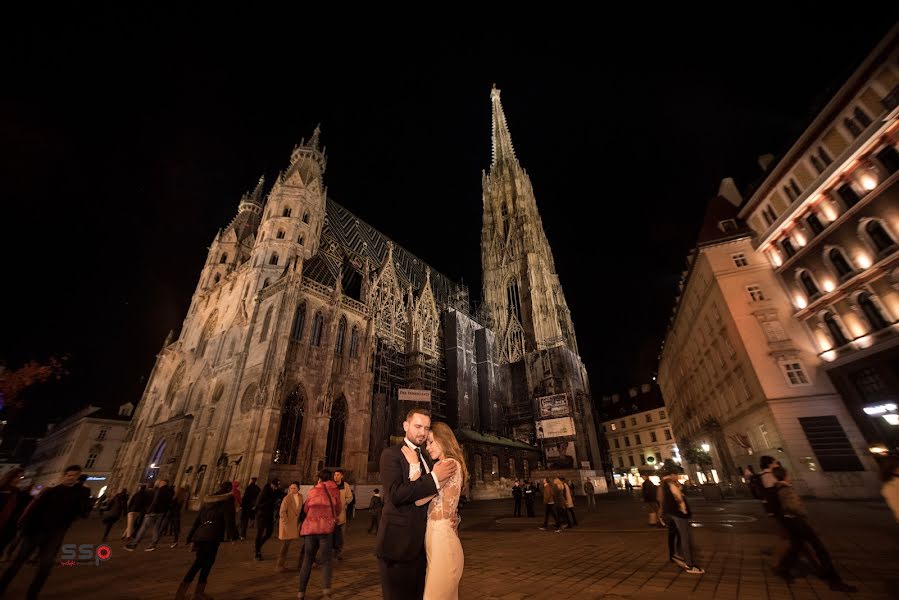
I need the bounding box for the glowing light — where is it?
[869,446,889,454]
[863,403,898,416]
[701,443,710,452]
[855,253,872,269]
[771,250,783,267]
[821,350,836,362]
[859,171,878,191]
[884,414,899,426]
[150,463,157,469]
[794,294,807,309]
[795,231,807,247]
[822,279,835,292]
[854,334,873,349]
[821,202,838,222]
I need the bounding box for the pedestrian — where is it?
[240,476,260,539]
[175,481,238,600]
[123,484,150,540]
[561,477,577,527]
[367,488,383,534]
[165,486,189,548]
[126,478,174,551]
[880,456,899,523]
[254,478,280,560]
[76,474,93,518]
[512,479,523,517]
[0,468,27,555]
[0,465,88,600]
[641,474,664,527]
[332,469,353,561]
[297,469,341,600]
[537,478,561,532]
[100,488,129,542]
[771,467,857,591]
[523,480,536,517]
[276,481,304,572]
[583,479,596,512]
[553,478,572,528]
[625,479,634,495]
[759,455,790,562]
[659,465,704,574]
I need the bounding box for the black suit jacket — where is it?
[375,444,438,562]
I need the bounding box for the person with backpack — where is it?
[175,481,238,600]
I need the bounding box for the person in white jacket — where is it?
[881,457,899,523]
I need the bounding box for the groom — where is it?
[376,408,457,600]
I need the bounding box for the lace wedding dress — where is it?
[423,458,464,600]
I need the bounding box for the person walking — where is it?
[275,481,304,572]
[123,484,150,540]
[538,478,561,532]
[366,488,383,534]
[100,488,129,542]
[165,485,189,548]
[240,476,260,539]
[641,474,664,527]
[583,480,596,512]
[562,478,577,527]
[552,478,571,528]
[659,466,704,574]
[771,467,857,592]
[254,478,280,560]
[0,465,87,600]
[297,469,342,600]
[174,481,238,600]
[332,469,353,561]
[126,478,174,551]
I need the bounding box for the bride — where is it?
[401,421,467,600]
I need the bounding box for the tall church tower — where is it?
[481,86,579,362]
[480,86,600,471]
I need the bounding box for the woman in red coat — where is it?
[297,469,342,600]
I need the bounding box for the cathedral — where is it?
[109,87,601,503]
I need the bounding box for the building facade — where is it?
[658,181,879,497]
[598,384,679,489]
[24,404,133,497]
[739,26,899,456]
[109,88,596,505]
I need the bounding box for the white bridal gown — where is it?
[424,458,464,600]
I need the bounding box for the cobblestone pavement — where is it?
[1,493,896,599]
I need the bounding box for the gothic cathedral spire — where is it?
[481,86,579,362]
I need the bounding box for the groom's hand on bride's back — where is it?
[434,460,457,485]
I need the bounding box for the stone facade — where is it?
[109,89,592,505]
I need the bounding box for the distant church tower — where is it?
[480,86,600,470]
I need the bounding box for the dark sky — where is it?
[3,7,897,435]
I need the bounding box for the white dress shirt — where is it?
[404,438,440,489]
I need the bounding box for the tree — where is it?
[0,356,69,413]
[683,445,714,482]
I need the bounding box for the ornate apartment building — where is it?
[658,180,879,498]
[740,26,899,456]
[108,88,600,504]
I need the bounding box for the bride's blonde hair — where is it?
[430,422,469,495]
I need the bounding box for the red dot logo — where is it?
[96,545,111,561]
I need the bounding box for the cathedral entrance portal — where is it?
[143,439,166,484]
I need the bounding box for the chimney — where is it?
[718,177,743,207]
[758,154,775,172]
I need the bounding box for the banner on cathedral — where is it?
[398,388,431,403]
[545,441,576,469]
[537,393,570,419]
[536,417,575,439]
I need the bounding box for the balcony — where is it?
[818,321,899,366]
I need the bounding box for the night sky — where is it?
[3,7,897,437]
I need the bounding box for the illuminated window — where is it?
[610,423,617,431]
[759,424,771,448]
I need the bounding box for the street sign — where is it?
[398,388,431,402]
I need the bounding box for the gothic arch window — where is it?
[165,362,185,407]
[826,247,855,280]
[335,316,347,355]
[861,219,897,256]
[262,278,271,289]
[291,302,306,340]
[857,292,891,331]
[219,252,228,264]
[276,230,285,239]
[197,310,218,357]
[798,270,821,299]
[349,326,360,358]
[325,396,348,467]
[302,212,310,224]
[507,277,522,322]
[298,235,305,246]
[491,455,500,479]
[282,207,292,217]
[274,386,305,465]
[311,311,324,347]
[823,311,849,347]
[239,383,258,414]
[474,455,483,481]
[188,387,204,414]
[260,306,274,342]
[210,383,225,405]
[508,457,516,479]
[499,202,509,236]
[213,273,221,284]
[269,253,279,266]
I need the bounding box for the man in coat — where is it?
[375,408,456,600]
